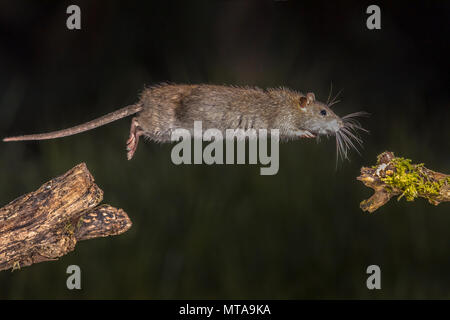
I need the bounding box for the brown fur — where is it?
[136,84,340,142]
[3,83,345,159]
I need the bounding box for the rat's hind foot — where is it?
[126,117,144,160]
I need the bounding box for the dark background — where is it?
[0,0,449,299]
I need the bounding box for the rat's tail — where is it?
[3,104,143,142]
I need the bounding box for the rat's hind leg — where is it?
[126,117,144,160]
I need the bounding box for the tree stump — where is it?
[357,151,450,213]
[0,163,132,271]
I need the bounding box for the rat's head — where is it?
[296,92,343,136]
[285,91,369,161]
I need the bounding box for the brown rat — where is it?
[3,83,367,160]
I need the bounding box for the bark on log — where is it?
[0,163,132,271]
[357,151,450,213]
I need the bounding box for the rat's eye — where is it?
[320,110,327,116]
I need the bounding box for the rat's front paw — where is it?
[294,130,316,138]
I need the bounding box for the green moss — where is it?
[381,157,447,202]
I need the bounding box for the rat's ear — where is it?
[299,96,307,109]
[306,92,315,105]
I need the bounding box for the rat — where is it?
[3,83,367,161]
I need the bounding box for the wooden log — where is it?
[0,163,132,271]
[357,151,450,213]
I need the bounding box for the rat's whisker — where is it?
[339,130,359,153]
[344,119,363,129]
[341,125,361,144]
[327,99,341,108]
[342,111,370,119]
[335,135,339,164]
[335,131,349,162]
[342,112,370,134]
[326,82,333,106]
[329,88,343,107]
[334,110,369,162]
[340,127,364,146]
[343,116,361,123]
[335,125,363,160]
[341,137,349,160]
[339,134,348,160]
[336,133,347,165]
[346,124,369,135]
[335,134,341,162]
